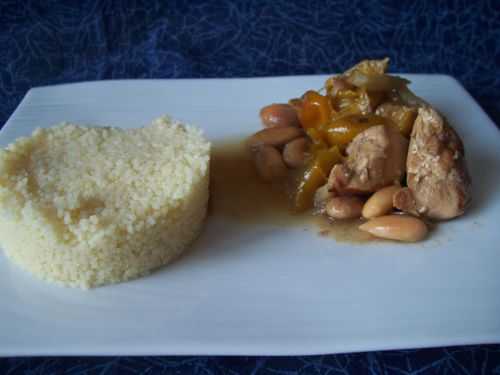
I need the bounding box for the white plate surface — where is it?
[1,76,499,356]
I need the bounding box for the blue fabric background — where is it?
[1,0,499,373]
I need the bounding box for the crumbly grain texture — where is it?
[0,117,210,288]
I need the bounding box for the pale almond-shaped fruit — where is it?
[283,137,309,168]
[358,215,428,242]
[260,103,300,128]
[326,196,364,219]
[362,185,402,218]
[253,145,288,182]
[247,127,303,149]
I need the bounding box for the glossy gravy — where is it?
[210,137,375,243]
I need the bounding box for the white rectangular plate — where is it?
[1,76,499,356]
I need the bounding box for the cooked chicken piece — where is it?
[393,107,471,220]
[328,125,409,195]
[389,86,429,108]
[392,188,419,216]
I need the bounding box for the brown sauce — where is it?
[209,137,374,243]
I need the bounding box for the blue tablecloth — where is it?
[1,0,499,373]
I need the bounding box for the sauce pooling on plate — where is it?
[210,138,375,243]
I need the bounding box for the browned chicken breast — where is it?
[393,107,471,220]
[328,125,409,195]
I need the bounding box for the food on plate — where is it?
[393,107,472,220]
[260,103,301,128]
[358,215,428,242]
[246,126,306,183]
[248,58,472,242]
[375,102,417,137]
[0,117,210,288]
[283,137,309,168]
[327,124,408,195]
[325,196,364,220]
[247,126,303,149]
[292,145,342,211]
[362,185,402,219]
[252,145,288,182]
